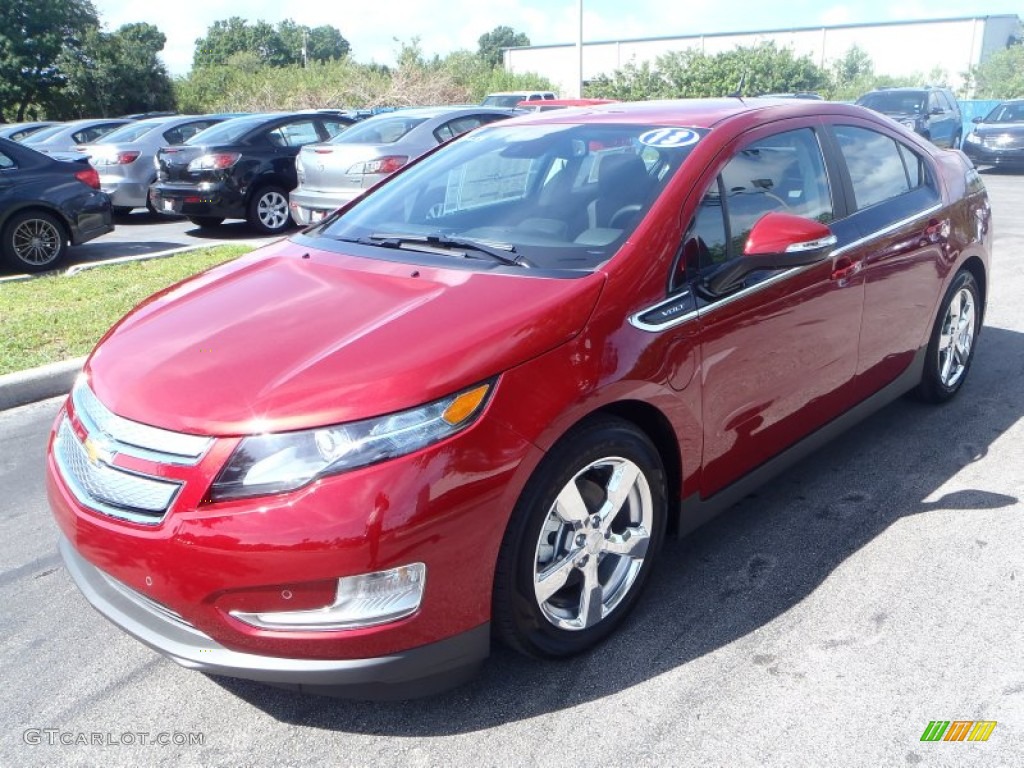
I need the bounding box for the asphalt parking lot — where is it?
[55,211,281,275]
[1,170,1022,767]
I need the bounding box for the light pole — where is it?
[575,0,583,98]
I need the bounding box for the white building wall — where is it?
[506,16,1021,97]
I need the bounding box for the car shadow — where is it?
[211,325,1024,734]
[184,222,298,240]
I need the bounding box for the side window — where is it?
[720,128,833,258]
[271,120,320,147]
[928,93,942,113]
[834,125,914,209]
[680,178,729,283]
[321,120,349,139]
[0,151,15,170]
[433,116,484,143]
[164,121,212,145]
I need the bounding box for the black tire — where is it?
[1,209,68,273]
[493,416,667,658]
[246,185,292,235]
[951,131,962,150]
[915,269,981,403]
[187,216,224,228]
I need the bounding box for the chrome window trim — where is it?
[631,202,945,333]
[73,382,212,466]
[53,417,181,526]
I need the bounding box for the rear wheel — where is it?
[493,417,667,658]
[187,216,224,228]
[2,210,68,272]
[247,186,291,235]
[915,269,980,403]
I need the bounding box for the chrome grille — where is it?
[982,134,1024,149]
[73,382,212,465]
[54,417,182,525]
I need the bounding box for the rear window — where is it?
[857,91,926,115]
[330,116,429,144]
[985,103,1024,123]
[97,121,162,143]
[186,116,269,145]
[22,125,64,144]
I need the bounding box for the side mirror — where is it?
[931,106,944,116]
[707,212,836,295]
[972,116,983,124]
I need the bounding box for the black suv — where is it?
[151,112,354,234]
[855,86,963,149]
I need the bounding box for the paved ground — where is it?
[1,171,1022,767]
[61,210,283,272]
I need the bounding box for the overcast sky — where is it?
[90,0,1022,76]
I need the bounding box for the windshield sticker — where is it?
[638,128,700,148]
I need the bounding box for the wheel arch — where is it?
[244,172,292,205]
[0,203,72,243]
[960,254,987,326]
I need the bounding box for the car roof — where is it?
[368,106,514,119]
[501,98,868,129]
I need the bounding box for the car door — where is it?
[265,118,324,186]
[926,92,955,147]
[825,120,947,399]
[684,122,865,496]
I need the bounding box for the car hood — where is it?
[85,239,605,435]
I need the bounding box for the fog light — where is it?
[229,563,426,631]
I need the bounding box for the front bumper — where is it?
[288,187,364,225]
[962,142,1024,167]
[59,535,489,699]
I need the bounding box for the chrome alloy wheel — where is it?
[256,191,289,230]
[13,217,62,266]
[938,285,975,388]
[532,457,653,631]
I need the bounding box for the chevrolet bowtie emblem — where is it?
[84,437,102,465]
[83,436,113,466]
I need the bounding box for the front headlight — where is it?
[900,119,918,129]
[964,133,981,144]
[209,382,492,501]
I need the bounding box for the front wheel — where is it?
[247,186,292,235]
[493,416,667,658]
[915,269,980,403]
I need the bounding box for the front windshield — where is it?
[330,116,429,144]
[984,102,1024,123]
[97,120,163,143]
[22,125,64,144]
[316,122,706,272]
[186,115,268,145]
[857,91,926,115]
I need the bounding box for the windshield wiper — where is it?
[367,232,524,267]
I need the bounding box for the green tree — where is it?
[193,18,348,70]
[53,23,175,117]
[587,42,828,100]
[967,44,1024,99]
[0,0,99,121]
[477,26,530,68]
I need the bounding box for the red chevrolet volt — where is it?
[46,99,991,698]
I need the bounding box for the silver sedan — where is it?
[78,114,241,214]
[289,106,515,225]
[20,118,132,155]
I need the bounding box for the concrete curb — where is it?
[0,357,85,411]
